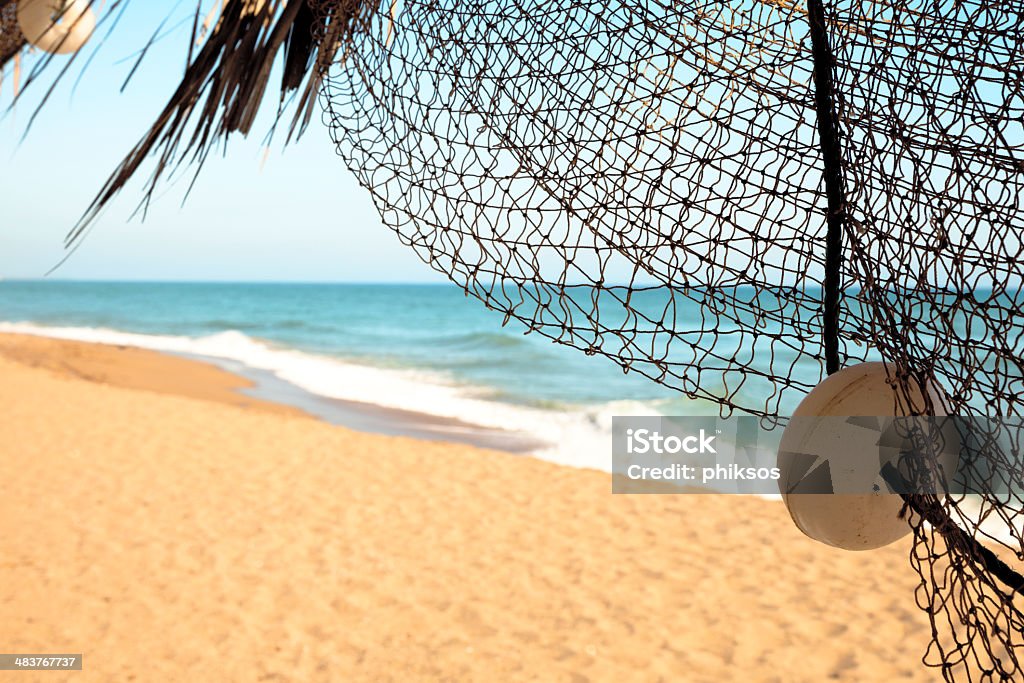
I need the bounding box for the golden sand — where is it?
[0,334,935,681]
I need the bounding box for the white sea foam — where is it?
[0,322,664,471]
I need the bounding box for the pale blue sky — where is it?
[0,3,443,282]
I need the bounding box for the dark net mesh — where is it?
[829,0,1024,678]
[322,0,865,419]
[317,0,1024,679]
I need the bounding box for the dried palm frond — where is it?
[1,0,375,241]
[70,0,375,240]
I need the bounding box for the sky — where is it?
[0,3,444,283]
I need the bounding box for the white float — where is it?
[17,0,96,55]
[778,361,955,551]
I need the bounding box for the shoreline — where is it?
[0,319,650,472]
[206,357,546,454]
[0,332,544,455]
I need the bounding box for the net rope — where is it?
[317,0,1024,679]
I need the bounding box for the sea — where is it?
[0,280,825,470]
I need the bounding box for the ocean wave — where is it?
[430,331,531,350]
[0,322,668,472]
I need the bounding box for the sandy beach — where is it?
[0,332,935,681]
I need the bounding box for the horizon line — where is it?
[0,278,1008,293]
[0,277,456,286]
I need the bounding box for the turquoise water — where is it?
[0,280,705,407]
[0,280,833,467]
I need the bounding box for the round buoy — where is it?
[17,0,96,55]
[778,362,956,551]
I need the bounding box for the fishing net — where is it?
[322,0,838,419]
[317,0,1024,679]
